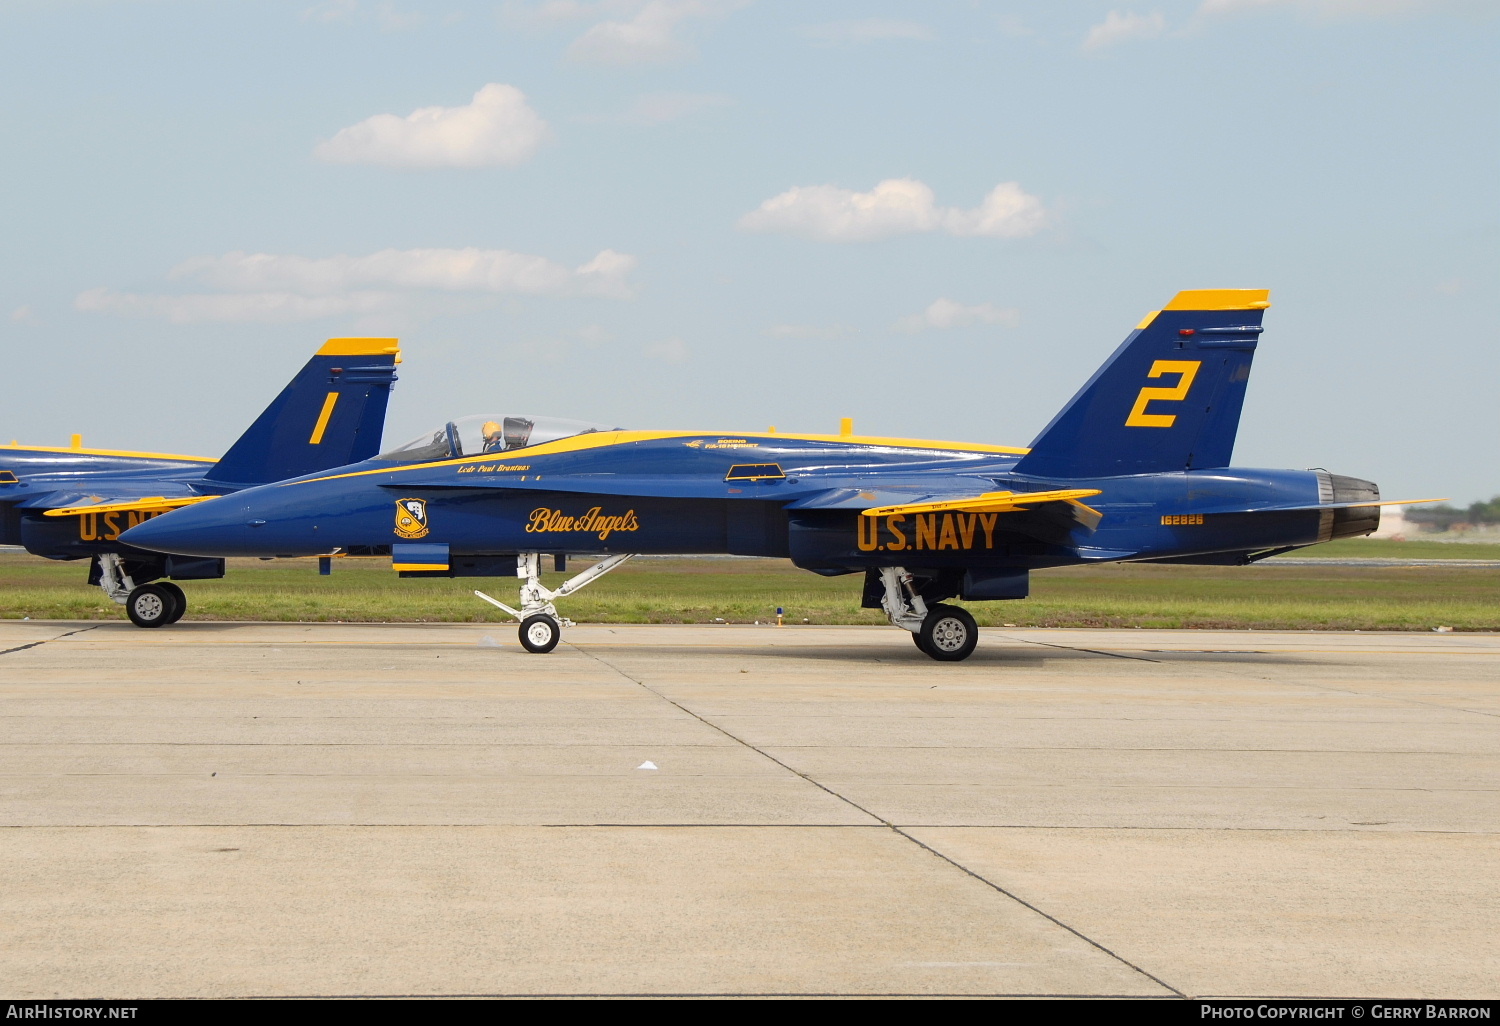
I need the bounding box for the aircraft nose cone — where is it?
[121,499,256,556]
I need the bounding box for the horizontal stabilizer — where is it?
[44,495,219,518]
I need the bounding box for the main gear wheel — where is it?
[918,603,978,662]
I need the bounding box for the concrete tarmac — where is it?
[0,620,1495,998]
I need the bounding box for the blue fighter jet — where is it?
[1,338,399,627]
[121,291,1420,660]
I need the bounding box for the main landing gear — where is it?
[96,554,187,628]
[475,553,636,653]
[876,566,979,662]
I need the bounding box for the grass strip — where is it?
[1,549,1494,632]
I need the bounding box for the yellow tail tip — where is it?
[317,337,400,357]
[1163,289,1271,311]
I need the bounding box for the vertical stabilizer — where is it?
[204,338,399,488]
[1014,290,1268,479]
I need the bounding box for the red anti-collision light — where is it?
[1178,329,1196,337]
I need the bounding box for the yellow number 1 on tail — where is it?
[1125,360,1201,428]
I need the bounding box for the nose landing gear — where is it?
[475,553,636,653]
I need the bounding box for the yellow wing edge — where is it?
[44,495,220,518]
[862,489,1103,518]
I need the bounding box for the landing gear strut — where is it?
[877,566,979,662]
[475,553,636,653]
[96,553,187,628]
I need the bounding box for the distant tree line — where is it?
[1405,496,1500,529]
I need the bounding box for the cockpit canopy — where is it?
[376,415,623,463]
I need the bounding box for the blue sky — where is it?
[1,0,1495,501]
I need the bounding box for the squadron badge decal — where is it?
[394,498,430,539]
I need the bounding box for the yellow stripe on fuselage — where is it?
[291,430,1031,487]
[0,443,216,463]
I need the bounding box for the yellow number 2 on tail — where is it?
[1125,360,1201,428]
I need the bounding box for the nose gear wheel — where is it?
[519,614,561,653]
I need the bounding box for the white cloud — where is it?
[571,250,638,298]
[740,179,939,243]
[566,0,746,66]
[9,305,40,325]
[895,299,1020,333]
[738,179,1046,243]
[314,84,549,168]
[941,182,1048,238]
[644,337,689,363]
[1082,11,1167,50]
[77,246,637,324]
[619,91,731,125]
[800,19,935,44]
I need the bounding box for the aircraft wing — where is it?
[41,495,219,517]
[860,488,1105,530]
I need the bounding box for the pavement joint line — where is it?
[0,624,100,657]
[571,640,1187,1000]
[997,635,1162,663]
